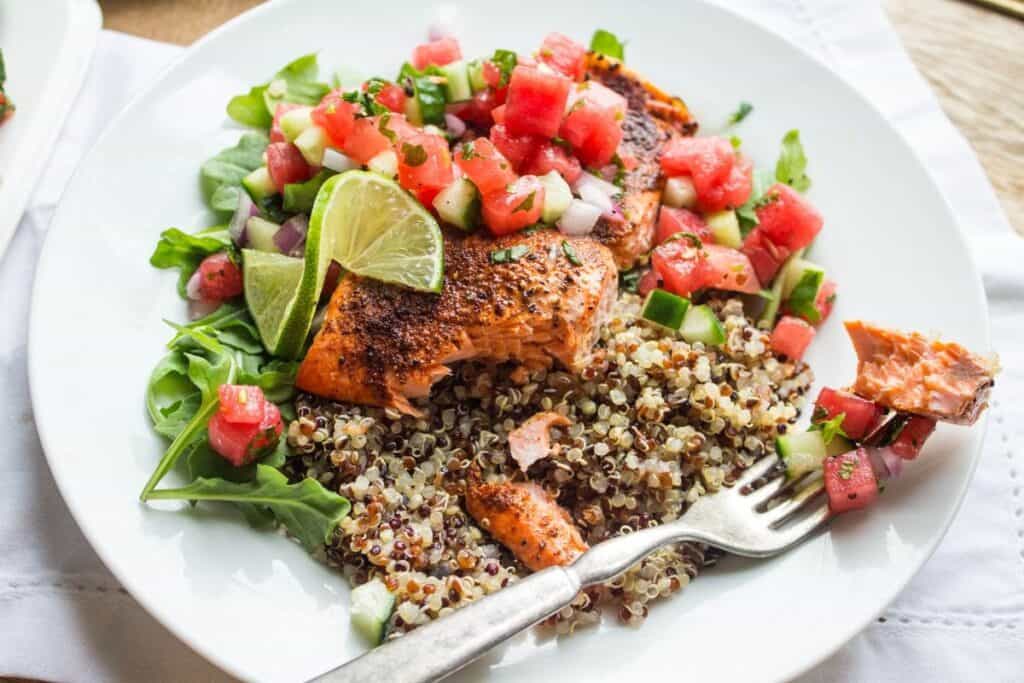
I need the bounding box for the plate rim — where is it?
[28,1,992,681]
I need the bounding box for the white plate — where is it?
[0,0,100,259]
[29,1,990,681]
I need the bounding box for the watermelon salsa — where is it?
[144,29,993,537]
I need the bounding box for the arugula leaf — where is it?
[283,169,335,213]
[786,269,823,324]
[736,168,776,234]
[490,49,518,87]
[167,302,265,355]
[810,412,848,445]
[227,54,330,128]
[775,129,811,192]
[226,86,271,128]
[146,352,201,439]
[200,132,268,215]
[590,29,626,61]
[728,101,754,126]
[148,465,351,551]
[150,227,233,298]
[140,351,235,500]
[397,63,447,125]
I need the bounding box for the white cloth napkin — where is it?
[2,3,1021,679]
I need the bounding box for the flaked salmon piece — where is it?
[508,412,571,472]
[585,53,697,269]
[845,320,999,425]
[465,479,588,571]
[295,230,618,415]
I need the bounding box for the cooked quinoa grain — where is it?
[283,294,813,635]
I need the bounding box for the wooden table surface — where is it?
[98,0,1023,234]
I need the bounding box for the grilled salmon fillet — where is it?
[466,479,588,571]
[295,230,618,415]
[585,53,697,269]
[845,320,999,425]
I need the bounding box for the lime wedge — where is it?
[311,171,444,293]
[242,249,312,359]
[243,171,444,359]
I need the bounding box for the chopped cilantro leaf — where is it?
[401,142,428,167]
[810,412,848,445]
[776,129,811,192]
[491,49,518,87]
[590,29,626,61]
[619,268,642,293]
[728,101,754,125]
[561,240,582,266]
[490,245,531,264]
[786,269,824,324]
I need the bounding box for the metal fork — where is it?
[314,455,830,683]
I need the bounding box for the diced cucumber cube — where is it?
[539,171,573,223]
[467,59,487,93]
[294,125,327,166]
[350,579,395,646]
[245,216,281,253]
[367,150,398,179]
[706,210,742,248]
[758,248,806,329]
[439,60,472,103]
[781,257,825,300]
[242,166,277,202]
[663,176,697,209]
[680,304,725,345]
[433,178,481,231]
[404,97,423,126]
[642,289,690,331]
[279,105,313,142]
[777,430,827,479]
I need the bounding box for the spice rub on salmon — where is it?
[585,52,697,269]
[466,478,588,571]
[845,320,999,426]
[295,230,618,415]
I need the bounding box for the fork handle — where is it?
[316,565,580,683]
[313,523,702,683]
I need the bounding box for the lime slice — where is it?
[311,171,444,293]
[243,171,444,359]
[242,249,312,359]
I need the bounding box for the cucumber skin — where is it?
[641,289,690,331]
[350,580,396,646]
[440,60,472,103]
[782,257,825,300]
[467,60,487,93]
[681,305,726,346]
[433,178,481,231]
[242,167,277,202]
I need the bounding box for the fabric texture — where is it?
[1,4,1021,680]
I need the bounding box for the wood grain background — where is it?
[97,0,1023,234]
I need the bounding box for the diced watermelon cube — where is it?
[770,315,816,361]
[193,252,243,302]
[813,279,838,324]
[703,244,760,293]
[698,156,753,212]
[651,238,713,297]
[659,137,735,200]
[755,183,823,251]
[397,132,454,206]
[341,116,391,165]
[741,226,792,284]
[218,385,266,425]
[559,81,626,167]
[656,207,712,245]
[824,448,879,514]
[311,91,358,147]
[636,268,663,297]
[504,66,571,138]
[412,37,462,70]
[520,141,582,184]
[489,124,543,169]
[208,400,283,467]
[890,415,937,460]
[455,137,517,195]
[266,142,314,192]
[813,387,884,441]
[538,33,587,81]
[481,175,545,236]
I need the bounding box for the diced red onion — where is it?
[288,240,306,258]
[866,447,902,482]
[573,172,619,214]
[557,199,602,236]
[273,215,309,255]
[602,203,625,224]
[228,190,260,247]
[188,299,220,320]
[185,268,203,301]
[444,113,467,138]
[322,148,358,173]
